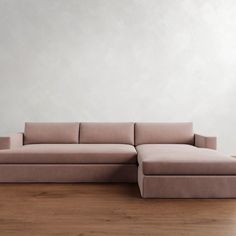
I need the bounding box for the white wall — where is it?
[0,0,236,154]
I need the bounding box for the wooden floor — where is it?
[1,184,236,236]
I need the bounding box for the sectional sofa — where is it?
[0,122,236,198]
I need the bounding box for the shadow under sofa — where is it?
[0,122,236,198]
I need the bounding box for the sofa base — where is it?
[0,164,137,183]
[138,168,236,198]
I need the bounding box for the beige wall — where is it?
[0,0,236,154]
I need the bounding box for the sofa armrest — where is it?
[0,133,23,150]
[194,134,217,150]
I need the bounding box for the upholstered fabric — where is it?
[0,144,137,164]
[135,122,194,145]
[0,137,10,150]
[80,122,134,145]
[1,121,234,198]
[24,122,79,144]
[137,144,236,175]
[0,164,137,183]
[0,133,23,150]
[138,168,236,198]
[195,134,217,150]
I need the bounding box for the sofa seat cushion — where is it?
[0,144,137,164]
[137,144,236,175]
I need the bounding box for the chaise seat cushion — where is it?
[0,144,137,164]
[137,144,236,175]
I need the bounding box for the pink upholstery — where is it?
[80,122,134,145]
[24,122,79,144]
[195,134,217,150]
[138,169,236,198]
[0,121,234,198]
[0,164,137,183]
[0,144,137,164]
[0,133,23,150]
[0,137,10,150]
[135,122,194,145]
[137,144,235,175]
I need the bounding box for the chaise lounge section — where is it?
[0,122,235,198]
[135,123,236,198]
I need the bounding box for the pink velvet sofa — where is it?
[0,122,236,198]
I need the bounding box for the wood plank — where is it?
[0,183,236,236]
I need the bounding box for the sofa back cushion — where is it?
[24,122,79,144]
[135,122,194,145]
[80,122,134,145]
